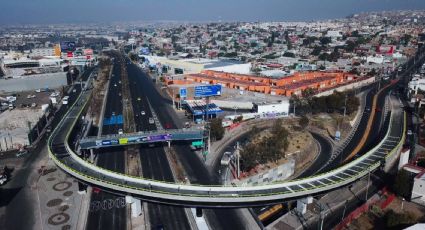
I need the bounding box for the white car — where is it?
[118,129,123,135]
[149,118,154,124]
[141,111,146,115]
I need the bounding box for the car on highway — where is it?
[149,117,155,124]
[141,111,146,115]
[16,149,29,158]
[0,167,8,185]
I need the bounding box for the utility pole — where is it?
[172,88,175,109]
[341,200,348,221]
[236,142,240,179]
[343,94,348,118]
[365,168,371,201]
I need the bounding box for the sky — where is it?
[1,0,425,25]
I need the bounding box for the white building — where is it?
[253,100,290,115]
[29,48,56,57]
[408,76,425,94]
[411,172,425,205]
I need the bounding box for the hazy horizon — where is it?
[1,0,425,25]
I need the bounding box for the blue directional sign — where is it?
[194,85,222,97]
[180,88,187,98]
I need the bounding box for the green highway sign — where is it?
[191,140,204,147]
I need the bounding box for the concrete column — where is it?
[126,196,142,217]
[296,196,313,215]
[89,149,95,163]
[195,207,203,217]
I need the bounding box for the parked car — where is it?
[149,118,154,124]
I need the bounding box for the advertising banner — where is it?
[60,41,76,52]
[194,85,222,97]
[119,138,128,145]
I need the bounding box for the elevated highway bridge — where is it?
[48,72,406,207]
[79,129,204,149]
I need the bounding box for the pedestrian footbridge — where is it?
[48,76,406,207]
[79,129,204,149]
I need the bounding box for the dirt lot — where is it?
[240,118,317,178]
[86,64,110,126]
[310,111,356,141]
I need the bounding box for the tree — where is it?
[299,116,309,130]
[346,95,360,114]
[210,118,225,141]
[318,53,329,61]
[320,37,331,46]
[393,170,412,199]
[302,88,317,100]
[311,46,322,56]
[283,52,295,58]
[128,52,138,62]
[385,210,415,228]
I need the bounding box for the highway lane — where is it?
[86,56,127,230]
[126,61,247,230]
[0,69,93,230]
[126,60,190,229]
[320,87,377,172]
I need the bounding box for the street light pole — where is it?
[343,94,347,118]
[365,168,371,201]
[341,200,348,221]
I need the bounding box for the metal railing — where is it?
[47,71,406,206]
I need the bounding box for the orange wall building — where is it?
[165,70,357,97]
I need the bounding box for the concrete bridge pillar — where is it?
[196,207,203,217]
[89,149,95,163]
[126,196,142,217]
[296,196,313,215]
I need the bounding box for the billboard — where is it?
[60,41,76,52]
[102,140,112,145]
[147,134,172,141]
[119,138,128,145]
[194,85,222,97]
[83,49,93,55]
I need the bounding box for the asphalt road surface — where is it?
[0,68,93,230]
[86,56,127,230]
[126,60,248,230]
[126,59,190,230]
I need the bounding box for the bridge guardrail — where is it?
[48,70,405,205]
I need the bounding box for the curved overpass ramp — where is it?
[48,76,406,207]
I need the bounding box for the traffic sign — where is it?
[180,88,187,98]
[191,140,204,147]
[194,85,222,97]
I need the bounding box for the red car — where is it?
[92,187,101,194]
